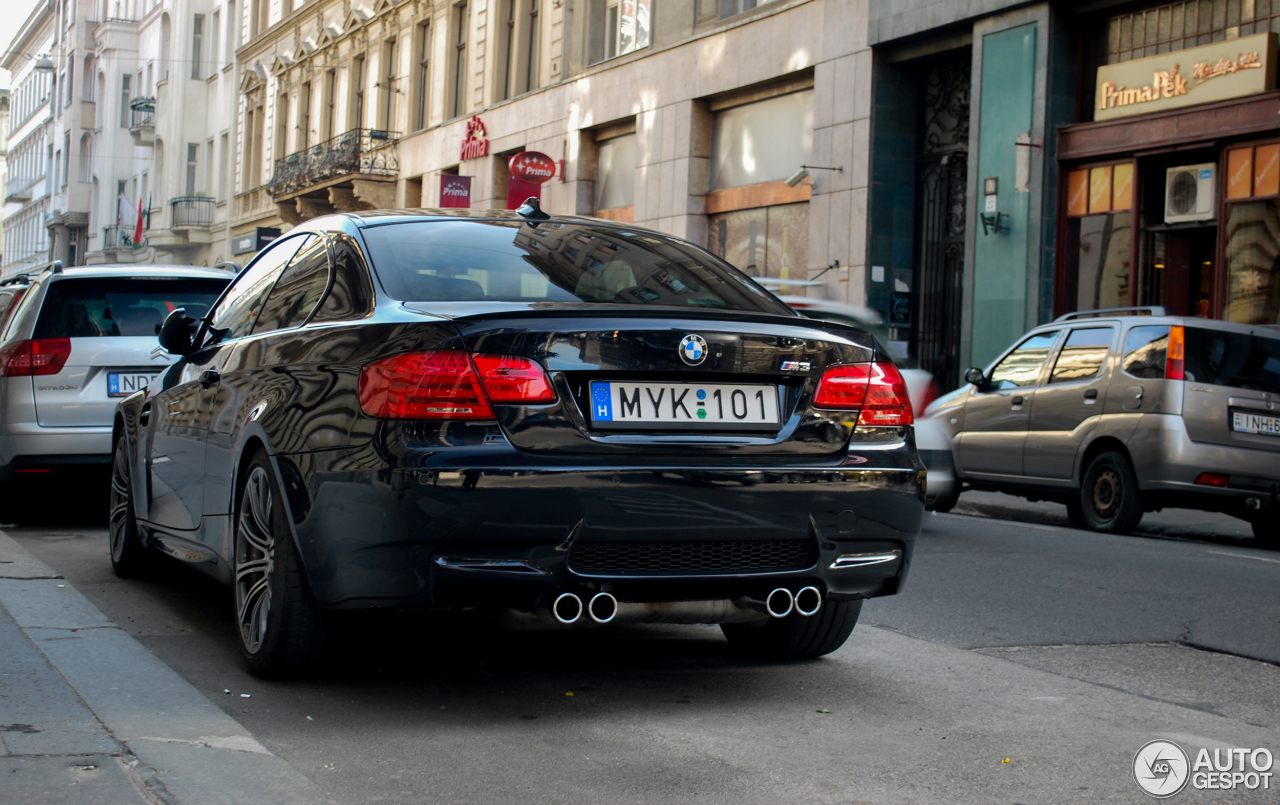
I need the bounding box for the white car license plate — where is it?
[108,372,157,398]
[1232,410,1280,436]
[589,381,780,430]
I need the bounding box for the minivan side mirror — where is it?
[963,367,986,387]
[157,308,197,356]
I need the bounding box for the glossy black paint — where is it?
[112,211,924,614]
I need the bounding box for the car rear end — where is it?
[292,217,925,622]
[1120,319,1280,520]
[0,268,231,482]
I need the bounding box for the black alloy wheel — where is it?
[234,450,343,677]
[1078,450,1144,534]
[109,436,153,577]
[721,599,862,660]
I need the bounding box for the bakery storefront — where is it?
[1057,18,1280,326]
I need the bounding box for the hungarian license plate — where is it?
[1232,410,1280,436]
[589,381,780,430]
[107,372,157,398]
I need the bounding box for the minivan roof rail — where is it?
[1054,306,1167,322]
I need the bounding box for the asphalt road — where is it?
[7,488,1280,805]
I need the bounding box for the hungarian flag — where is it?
[117,194,141,245]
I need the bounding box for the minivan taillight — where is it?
[0,339,72,377]
[1165,325,1185,380]
[813,362,915,427]
[358,350,555,419]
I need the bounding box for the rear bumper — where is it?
[279,444,925,611]
[1130,414,1280,505]
[0,424,112,469]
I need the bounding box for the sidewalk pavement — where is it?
[0,531,331,805]
[950,489,1259,543]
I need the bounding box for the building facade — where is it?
[2,4,56,278]
[231,0,876,303]
[0,89,10,264]
[83,0,243,266]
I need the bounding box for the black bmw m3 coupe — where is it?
[109,207,924,676]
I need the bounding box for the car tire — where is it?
[1252,510,1279,550]
[926,481,960,513]
[721,599,862,660]
[109,437,154,577]
[1078,451,1144,534]
[234,450,344,678]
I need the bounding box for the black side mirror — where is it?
[157,308,198,356]
[963,367,986,387]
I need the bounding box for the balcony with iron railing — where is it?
[129,98,155,144]
[5,175,38,203]
[267,129,399,198]
[170,197,216,229]
[102,225,146,251]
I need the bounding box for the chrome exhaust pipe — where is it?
[765,588,794,618]
[552,592,583,624]
[588,592,618,624]
[794,586,822,617]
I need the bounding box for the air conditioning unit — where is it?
[1164,164,1216,224]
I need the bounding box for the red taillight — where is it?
[471,354,556,403]
[0,339,72,377]
[358,350,555,419]
[1194,472,1229,487]
[1165,325,1185,380]
[813,362,915,427]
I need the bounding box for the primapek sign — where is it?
[1095,32,1277,121]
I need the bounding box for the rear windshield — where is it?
[361,220,792,314]
[33,278,230,339]
[1185,327,1280,392]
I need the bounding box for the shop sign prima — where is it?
[461,116,489,160]
[1095,31,1277,121]
[509,151,557,184]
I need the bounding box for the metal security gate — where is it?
[914,59,970,392]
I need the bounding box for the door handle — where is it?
[139,403,151,426]
[199,369,220,389]
[1011,396,1024,406]
[1084,389,1098,399]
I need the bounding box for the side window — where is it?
[1122,325,1170,379]
[251,235,330,334]
[208,236,308,341]
[988,332,1059,390]
[311,232,375,323]
[1049,327,1115,383]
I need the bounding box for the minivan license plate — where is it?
[1232,410,1280,436]
[108,372,157,398]
[590,381,780,430]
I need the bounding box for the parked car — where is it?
[921,307,1280,546]
[0,265,232,493]
[110,208,925,676]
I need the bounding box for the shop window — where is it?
[1062,163,1134,314]
[596,133,636,216]
[1223,143,1280,324]
[709,90,813,191]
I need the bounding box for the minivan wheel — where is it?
[721,599,862,660]
[1079,451,1144,534]
[109,437,154,577]
[234,451,343,677]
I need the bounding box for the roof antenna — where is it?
[515,197,551,226]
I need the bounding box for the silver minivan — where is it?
[0,265,231,490]
[923,307,1280,545]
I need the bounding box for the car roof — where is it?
[47,265,235,281]
[342,208,655,229]
[1031,313,1269,338]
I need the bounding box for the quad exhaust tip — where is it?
[588,592,618,624]
[794,586,822,617]
[765,588,794,618]
[552,592,583,624]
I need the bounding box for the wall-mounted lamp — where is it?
[786,165,844,187]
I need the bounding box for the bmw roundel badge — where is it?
[678,334,708,366]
